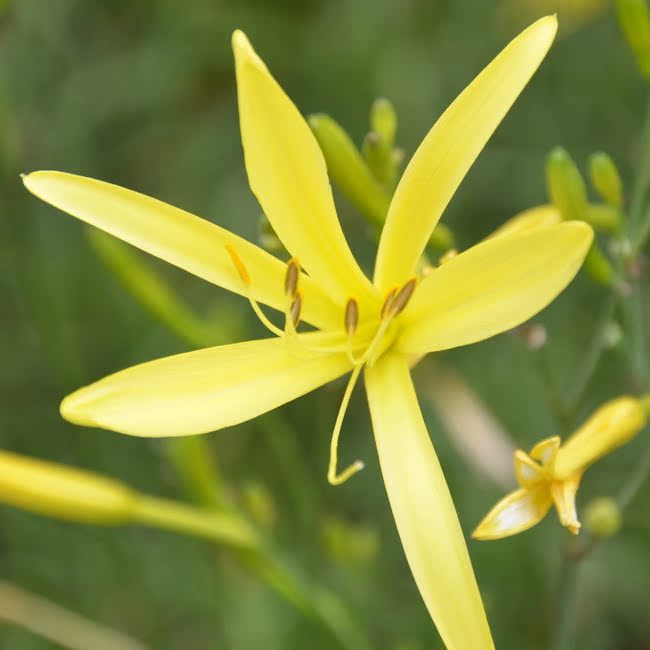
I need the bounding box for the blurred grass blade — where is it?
[0,581,150,650]
[87,228,221,348]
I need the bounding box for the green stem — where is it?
[553,553,579,650]
[131,495,257,549]
[629,94,650,233]
[618,442,650,509]
[567,292,619,417]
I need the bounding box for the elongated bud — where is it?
[616,0,650,78]
[0,450,134,524]
[362,131,395,187]
[554,396,647,479]
[546,147,588,221]
[370,98,397,147]
[583,204,622,234]
[584,497,622,538]
[589,152,624,208]
[308,114,390,224]
[583,244,614,286]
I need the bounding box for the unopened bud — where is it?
[583,244,614,286]
[603,321,623,348]
[546,147,588,221]
[616,0,650,78]
[309,114,389,224]
[589,152,624,208]
[362,131,395,187]
[370,98,397,147]
[583,204,623,234]
[0,450,134,524]
[584,497,622,538]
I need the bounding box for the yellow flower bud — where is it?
[0,450,135,524]
[584,497,622,538]
[554,396,646,479]
[588,152,623,208]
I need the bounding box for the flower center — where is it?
[225,244,417,486]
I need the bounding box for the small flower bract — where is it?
[23,16,592,650]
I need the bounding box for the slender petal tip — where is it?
[60,388,99,429]
[232,29,264,69]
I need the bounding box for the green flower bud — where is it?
[583,244,614,286]
[616,0,650,78]
[584,497,622,538]
[588,152,623,207]
[583,204,623,233]
[362,130,395,187]
[309,113,390,224]
[546,147,588,221]
[370,98,398,147]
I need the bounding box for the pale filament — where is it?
[225,244,417,487]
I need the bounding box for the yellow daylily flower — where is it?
[23,17,592,649]
[473,396,648,540]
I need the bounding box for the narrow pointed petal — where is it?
[550,473,582,535]
[472,487,552,541]
[365,353,494,650]
[61,333,351,437]
[22,171,339,330]
[554,396,646,479]
[487,205,561,239]
[397,223,593,355]
[530,435,561,468]
[232,31,375,308]
[374,16,558,291]
[514,451,544,488]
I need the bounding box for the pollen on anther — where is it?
[284,258,300,297]
[290,291,303,327]
[388,277,417,317]
[380,287,398,320]
[225,244,251,286]
[344,298,359,336]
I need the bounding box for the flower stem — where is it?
[552,553,579,650]
[629,94,650,236]
[130,494,257,549]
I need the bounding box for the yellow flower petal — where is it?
[472,486,552,541]
[61,333,351,437]
[0,450,134,524]
[373,16,558,291]
[530,435,561,468]
[397,222,593,355]
[554,396,647,479]
[232,31,376,308]
[486,204,561,239]
[22,171,339,330]
[365,353,494,650]
[514,450,544,487]
[550,473,582,535]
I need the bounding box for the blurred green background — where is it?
[1,0,649,648]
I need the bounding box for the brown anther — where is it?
[284,258,300,297]
[380,287,398,320]
[225,244,251,286]
[388,277,417,317]
[290,291,303,327]
[344,298,359,336]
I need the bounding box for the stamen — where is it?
[344,298,359,336]
[387,277,417,318]
[327,365,365,486]
[284,258,300,298]
[380,287,398,320]
[225,244,284,337]
[290,290,302,328]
